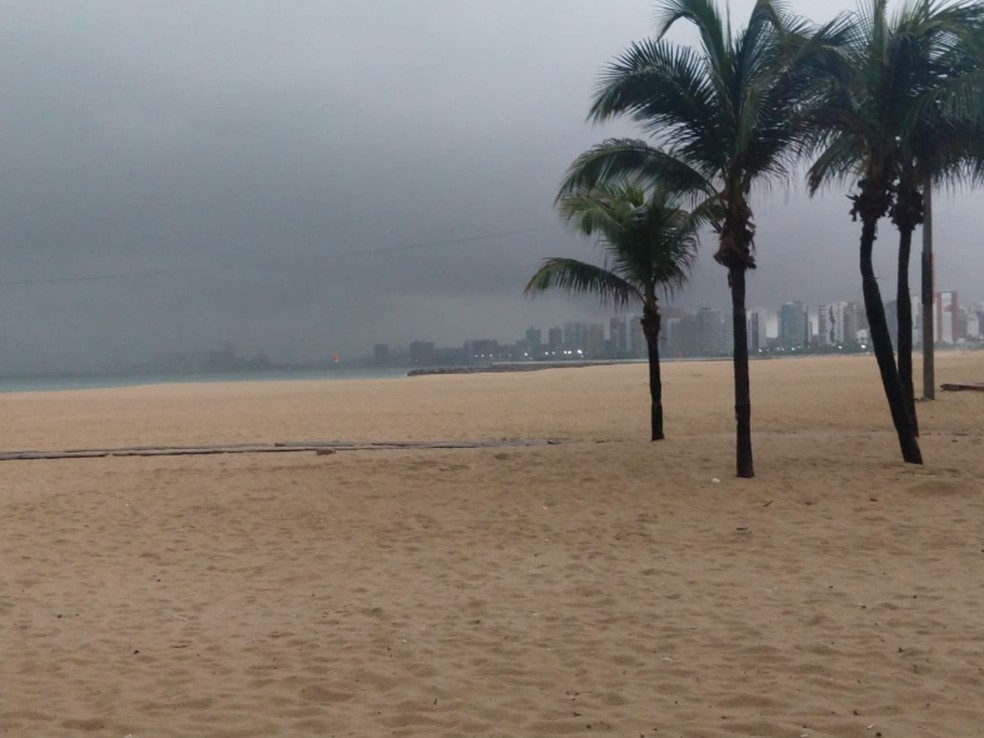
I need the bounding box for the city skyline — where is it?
[366,289,984,367]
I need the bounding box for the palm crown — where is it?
[526,183,700,310]
[806,0,984,202]
[562,0,835,270]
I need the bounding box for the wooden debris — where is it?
[940,382,984,392]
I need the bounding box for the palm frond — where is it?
[557,139,715,203]
[655,0,731,85]
[807,130,864,193]
[536,182,705,309]
[523,258,642,309]
[556,183,645,243]
[805,0,984,201]
[590,39,729,169]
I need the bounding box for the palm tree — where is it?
[806,0,984,463]
[525,183,701,441]
[558,0,835,477]
[887,0,984,433]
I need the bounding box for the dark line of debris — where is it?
[0,438,564,462]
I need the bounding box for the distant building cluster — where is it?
[369,291,983,367]
[885,291,984,347]
[145,342,274,374]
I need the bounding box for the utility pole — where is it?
[921,176,935,399]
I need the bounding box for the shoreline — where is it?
[3,347,982,402]
[3,347,981,393]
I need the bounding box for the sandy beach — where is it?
[1,353,982,738]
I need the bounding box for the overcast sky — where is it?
[0,0,980,374]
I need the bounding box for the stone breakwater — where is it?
[405,362,610,377]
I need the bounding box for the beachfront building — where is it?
[722,311,735,355]
[628,316,646,358]
[664,312,698,358]
[697,307,724,356]
[563,321,587,353]
[467,339,498,361]
[779,301,807,349]
[817,301,862,346]
[965,309,981,340]
[585,324,605,358]
[818,304,835,346]
[547,326,563,356]
[525,327,542,359]
[916,295,939,347]
[409,341,436,366]
[609,317,628,357]
[885,300,899,346]
[937,291,959,344]
[373,343,390,366]
[839,302,859,344]
[747,308,768,352]
[967,303,984,343]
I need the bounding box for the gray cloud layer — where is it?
[0,1,979,373]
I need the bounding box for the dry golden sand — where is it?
[1,353,983,738]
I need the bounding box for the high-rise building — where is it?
[409,341,436,365]
[586,324,605,357]
[563,321,587,352]
[937,291,959,344]
[747,308,768,351]
[664,313,698,357]
[968,303,984,342]
[697,307,724,356]
[628,315,646,358]
[818,304,835,345]
[547,326,563,355]
[838,302,859,344]
[372,343,390,366]
[915,294,932,346]
[885,300,899,346]
[779,301,806,348]
[722,311,735,354]
[609,316,628,357]
[817,302,860,345]
[662,317,680,357]
[468,339,498,360]
[854,301,869,335]
[957,308,969,342]
[965,310,981,340]
[525,327,542,358]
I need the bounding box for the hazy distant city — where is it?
[12,289,975,381]
[369,290,984,369]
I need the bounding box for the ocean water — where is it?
[0,367,410,394]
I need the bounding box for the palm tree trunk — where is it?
[729,267,754,478]
[860,217,923,464]
[896,224,918,435]
[642,311,664,441]
[921,177,935,400]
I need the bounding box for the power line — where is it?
[0,223,560,288]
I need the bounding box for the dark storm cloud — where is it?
[0,0,980,374]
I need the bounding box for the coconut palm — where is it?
[805,0,984,463]
[887,0,984,433]
[525,183,701,441]
[559,0,836,477]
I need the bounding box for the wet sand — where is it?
[1,353,982,737]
